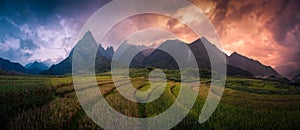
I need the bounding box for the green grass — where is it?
[0,74,299,129]
[226,77,300,94]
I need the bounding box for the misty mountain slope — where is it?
[25,61,49,74]
[228,52,281,78]
[42,31,112,75]
[0,57,28,74]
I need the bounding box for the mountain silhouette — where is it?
[228,52,281,78]
[40,31,280,79]
[25,61,49,74]
[0,31,282,79]
[135,38,252,77]
[42,31,112,75]
[0,57,28,74]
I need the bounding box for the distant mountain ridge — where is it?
[0,31,282,79]
[131,38,252,77]
[41,31,281,78]
[0,58,51,75]
[227,52,281,78]
[0,57,28,74]
[25,61,49,74]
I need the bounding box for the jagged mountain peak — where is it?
[97,45,114,60]
[75,31,98,48]
[83,31,94,40]
[106,46,113,51]
[43,31,113,75]
[105,46,114,54]
[230,52,239,56]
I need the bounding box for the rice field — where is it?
[0,73,299,129]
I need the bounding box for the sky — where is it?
[0,0,299,78]
[0,0,111,65]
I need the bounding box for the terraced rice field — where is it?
[0,74,299,129]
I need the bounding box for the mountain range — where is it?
[25,61,49,74]
[129,37,279,78]
[0,58,49,75]
[0,58,28,74]
[0,31,286,80]
[227,52,281,78]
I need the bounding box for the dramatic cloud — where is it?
[188,0,300,78]
[0,37,20,52]
[0,0,299,78]
[102,13,198,48]
[0,0,111,65]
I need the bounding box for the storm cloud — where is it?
[188,0,300,78]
